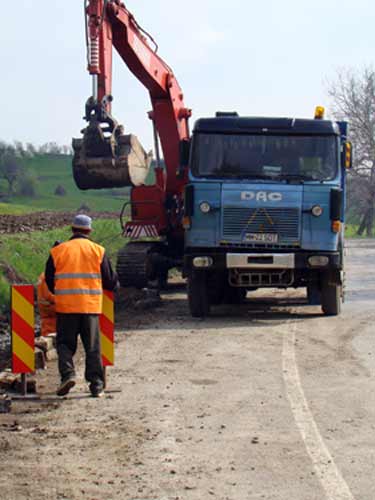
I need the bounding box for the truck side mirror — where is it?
[342,141,353,169]
[330,188,343,221]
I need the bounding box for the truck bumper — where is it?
[184,249,342,273]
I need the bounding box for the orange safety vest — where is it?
[37,272,56,336]
[50,238,105,314]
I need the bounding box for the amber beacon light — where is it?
[314,106,325,120]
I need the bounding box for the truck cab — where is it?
[183,109,351,317]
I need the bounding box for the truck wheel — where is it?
[223,286,247,304]
[157,268,169,290]
[208,272,225,305]
[307,284,321,305]
[321,281,341,316]
[187,271,210,318]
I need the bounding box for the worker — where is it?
[37,272,56,337]
[44,214,118,398]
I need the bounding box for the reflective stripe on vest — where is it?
[50,238,105,314]
[55,273,101,280]
[54,289,102,296]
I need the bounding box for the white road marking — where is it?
[282,321,355,500]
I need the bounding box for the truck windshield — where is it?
[191,134,338,181]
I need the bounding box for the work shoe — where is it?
[89,383,104,398]
[91,389,104,398]
[56,378,76,397]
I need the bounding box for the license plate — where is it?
[244,233,278,243]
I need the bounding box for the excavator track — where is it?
[116,241,159,288]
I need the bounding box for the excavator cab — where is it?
[72,95,151,190]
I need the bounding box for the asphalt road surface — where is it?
[0,239,374,500]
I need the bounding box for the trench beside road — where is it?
[1,239,375,500]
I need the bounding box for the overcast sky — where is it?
[0,0,373,150]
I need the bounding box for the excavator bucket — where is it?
[72,118,152,190]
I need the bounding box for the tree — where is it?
[25,142,37,158]
[18,174,37,197]
[328,67,375,236]
[54,184,67,196]
[13,141,25,158]
[38,142,63,155]
[62,145,73,155]
[0,143,24,195]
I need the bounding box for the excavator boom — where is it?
[73,1,192,287]
[74,0,191,196]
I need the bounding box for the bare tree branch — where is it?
[327,66,375,235]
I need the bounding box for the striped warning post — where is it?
[100,290,114,366]
[11,285,35,374]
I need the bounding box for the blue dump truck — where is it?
[183,108,352,318]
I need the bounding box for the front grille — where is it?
[223,207,300,245]
[229,269,294,287]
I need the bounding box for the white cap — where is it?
[72,214,92,230]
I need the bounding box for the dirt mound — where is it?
[0,211,118,234]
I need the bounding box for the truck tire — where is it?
[208,272,225,305]
[223,286,247,304]
[321,280,341,316]
[307,284,321,305]
[187,271,210,318]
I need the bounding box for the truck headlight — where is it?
[308,256,329,267]
[311,205,323,217]
[199,202,211,214]
[193,257,213,268]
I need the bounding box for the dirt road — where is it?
[1,240,375,500]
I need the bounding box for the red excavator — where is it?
[73,0,192,287]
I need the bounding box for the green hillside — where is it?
[0,153,158,213]
[23,154,128,212]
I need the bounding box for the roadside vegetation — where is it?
[0,219,125,314]
[0,202,41,215]
[345,224,369,238]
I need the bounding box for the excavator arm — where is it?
[74,0,191,200]
[73,0,193,287]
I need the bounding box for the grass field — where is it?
[0,219,125,313]
[344,224,368,238]
[21,154,129,212]
[0,152,158,214]
[0,153,152,213]
[0,202,41,215]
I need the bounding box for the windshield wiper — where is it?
[231,173,276,180]
[277,173,317,182]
